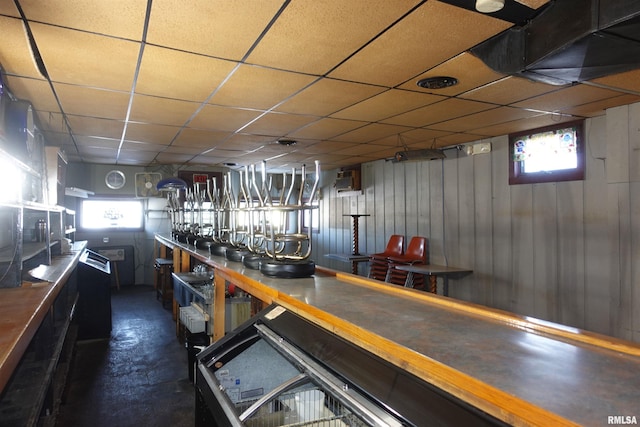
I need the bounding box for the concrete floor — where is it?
[56,286,195,427]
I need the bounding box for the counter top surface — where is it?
[157,235,640,426]
[0,241,87,393]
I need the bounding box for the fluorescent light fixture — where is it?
[476,0,504,13]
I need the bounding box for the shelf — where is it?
[0,146,42,178]
[22,242,49,262]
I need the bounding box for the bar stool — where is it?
[154,258,174,308]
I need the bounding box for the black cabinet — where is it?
[76,250,112,340]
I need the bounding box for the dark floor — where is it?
[56,286,195,427]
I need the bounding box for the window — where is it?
[509,120,585,185]
[80,198,144,230]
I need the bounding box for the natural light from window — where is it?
[81,199,144,230]
[509,120,585,185]
[513,126,578,173]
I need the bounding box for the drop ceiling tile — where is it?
[121,141,171,153]
[189,105,263,132]
[220,133,280,151]
[246,0,422,74]
[330,89,445,122]
[0,16,43,79]
[437,133,487,146]
[172,128,233,149]
[129,94,200,126]
[262,151,311,165]
[429,106,538,133]
[162,145,207,155]
[30,24,140,91]
[4,76,59,113]
[75,136,120,150]
[37,113,67,133]
[43,131,74,147]
[328,1,512,87]
[277,138,315,149]
[147,0,283,60]
[275,79,387,116]
[304,141,360,155]
[19,0,147,40]
[124,123,181,145]
[590,69,640,93]
[241,112,319,137]
[305,153,355,168]
[118,149,164,164]
[198,149,262,162]
[248,141,299,156]
[188,155,224,166]
[471,113,575,137]
[1,0,636,170]
[67,116,124,139]
[155,152,195,164]
[54,84,130,119]
[459,75,558,105]
[209,65,318,110]
[331,123,413,143]
[332,143,390,156]
[136,46,237,102]
[0,2,18,16]
[288,118,367,140]
[368,128,452,149]
[400,52,505,96]
[171,128,231,151]
[562,94,640,118]
[511,84,628,114]
[382,98,494,127]
[397,128,453,145]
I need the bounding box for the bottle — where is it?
[36,219,46,242]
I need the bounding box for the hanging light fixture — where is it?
[475,0,504,13]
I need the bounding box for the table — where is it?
[395,264,472,296]
[324,253,370,275]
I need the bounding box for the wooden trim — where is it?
[336,272,640,357]
[275,292,579,427]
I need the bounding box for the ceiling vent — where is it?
[471,0,640,85]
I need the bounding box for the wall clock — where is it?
[105,170,126,190]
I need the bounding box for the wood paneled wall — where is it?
[314,103,640,343]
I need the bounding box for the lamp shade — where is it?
[156,177,188,191]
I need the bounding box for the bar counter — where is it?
[0,241,87,394]
[156,234,640,426]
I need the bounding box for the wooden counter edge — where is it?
[276,291,579,427]
[336,271,640,357]
[0,241,87,394]
[208,262,578,426]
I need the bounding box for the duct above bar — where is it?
[156,233,640,427]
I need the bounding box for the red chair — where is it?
[368,235,404,281]
[386,236,428,287]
